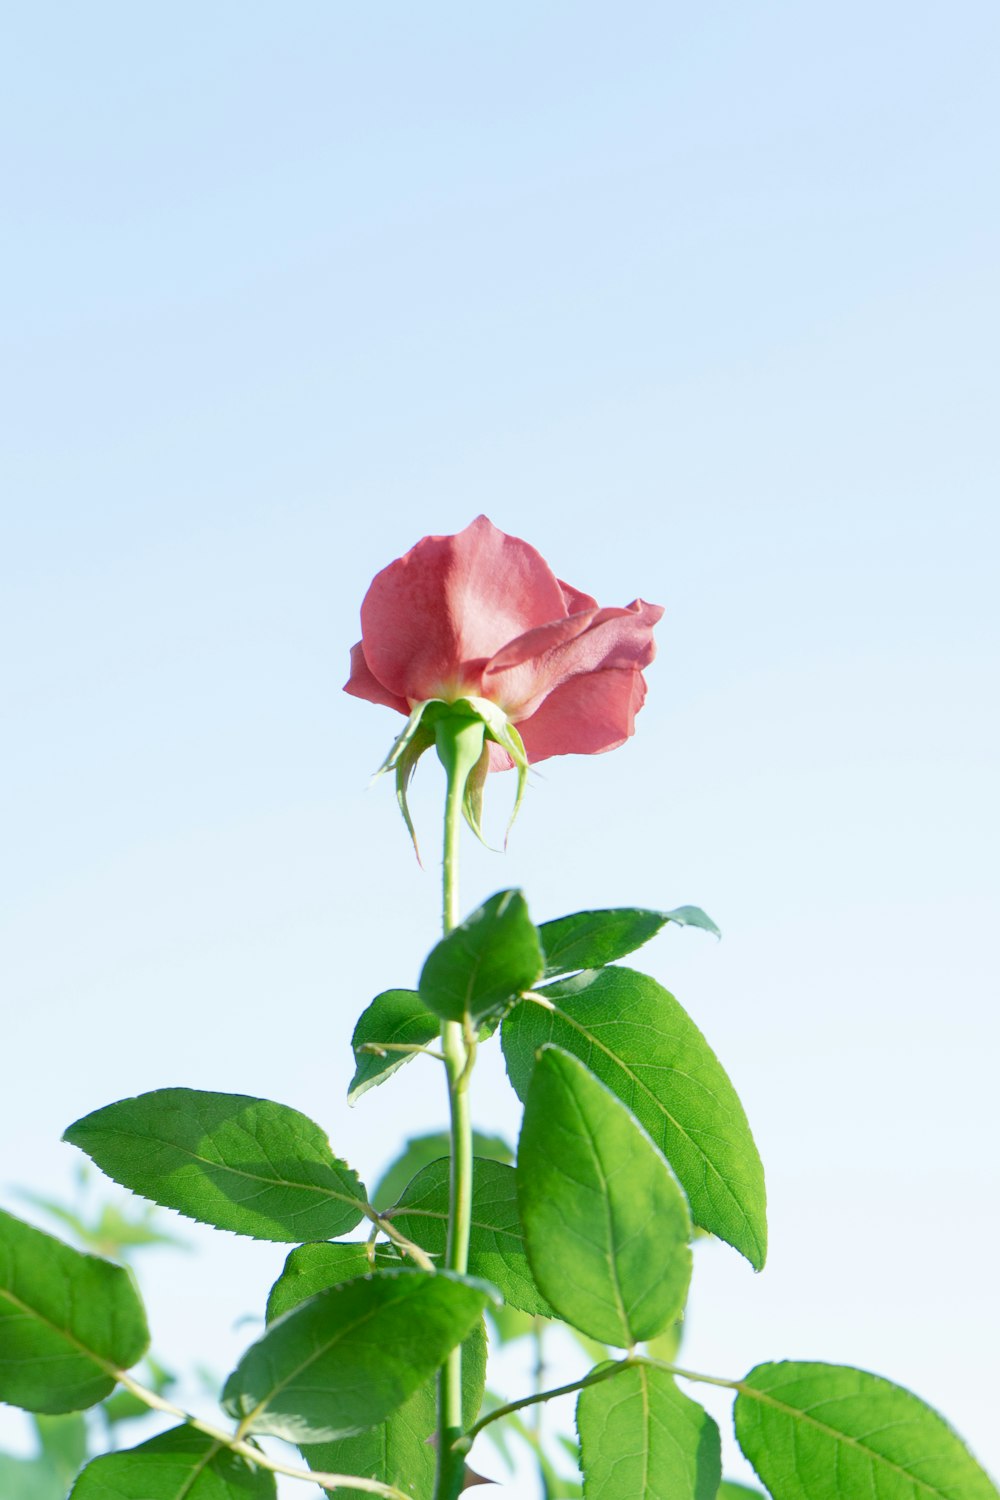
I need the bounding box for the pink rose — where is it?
[345,516,662,766]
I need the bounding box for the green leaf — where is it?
[539,906,719,978]
[734,1361,999,1500]
[33,1414,87,1486]
[718,1484,767,1498]
[419,890,543,1025]
[502,967,767,1269]
[517,1047,692,1347]
[0,1207,149,1413]
[64,1089,368,1243]
[266,1242,375,1322]
[301,1320,488,1500]
[577,1362,721,1499]
[0,1454,67,1500]
[222,1268,493,1442]
[348,990,441,1104]
[70,1426,276,1499]
[373,1130,512,1213]
[387,1156,554,1316]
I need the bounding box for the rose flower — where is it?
[345,514,662,767]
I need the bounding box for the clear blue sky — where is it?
[3,4,998,1493]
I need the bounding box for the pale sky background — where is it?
[2,4,998,1495]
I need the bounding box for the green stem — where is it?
[433,718,482,1500]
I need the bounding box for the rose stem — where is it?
[433,717,484,1500]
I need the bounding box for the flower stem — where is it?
[433,718,483,1500]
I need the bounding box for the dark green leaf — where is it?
[502,968,767,1269]
[64,1089,368,1243]
[735,1361,998,1500]
[222,1269,493,1442]
[0,1207,148,1413]
[577,1362,721,1499]
[539,906,719,978]
[301,1319,488,1500]
[70,1426,275,1499]
[718,1484,766,1498]
[419,890,543,1024]
[373,1130,512,1213]
[517,1048,692,1347]
[388,1156,554,1316]
[348,990,441,1104]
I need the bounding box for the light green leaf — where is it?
[419,890,543,1025]
[517,1047,692,1347]
[539,906,719,978]
[222,1269,493,1442]
[0,1207,148,1413]
[373,1130,512,1213]
[502,967,767,1269]
[577,1362,721,1498]
[33,1414,87,1487]
[70,1426,275,1498]
[301,1320,488,1500]
[0,1454,67,1500]
[735,1361,999,1500]
[348,990,441,1104]
[387,1156,553,1316]
[64,1089,368,1243]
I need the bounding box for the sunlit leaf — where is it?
[65,1090,367,1243]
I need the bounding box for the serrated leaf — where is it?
[301,1320,488,1500]
[577,1362,721,1499]
[517,1048,692,1347]
[70,1426,276,1499]
[419,890,543,1025]
[539,906,719,978]
[387,1156,553,1316]
[222,1269,492,1442]
[64,1090,368,1243]
[734,1361,999,1500]
[349,990,441,1104]
[373,1130,512,1213]
[502,968,767,1269]
[0,1207,148,1413]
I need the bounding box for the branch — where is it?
[112,1370,411,1499]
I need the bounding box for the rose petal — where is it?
[514,666,649,763]
[343,641,411,714]
[557,577,598,614]
[359,515,568,703]
[482,599,663,720]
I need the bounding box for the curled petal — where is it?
[515,666,649,763]
[343,641,410,714]
[557,576,598,614]
[482,599,663,722]
[359,516,567,703]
